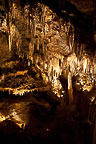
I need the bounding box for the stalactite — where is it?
[12,3,16,19]
[94,64,96,74]
[42,5,46,37]
[83,58,87,73]
[27,9,30,33]
[37,38,39,51]
[27,17,29,33]
[80,44,83,57]
[30,16,34,59]
[16,30,20,52]
[42,40,44,53]
[28,60,30,66]
[3,1,95,98]
[9,34,11,51]
[29,41,34,56]
[24,4,30,33]
[33,11,36,37]
[8,0,12,52]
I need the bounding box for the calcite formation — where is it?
[0,1,96,103]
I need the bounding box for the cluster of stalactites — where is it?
[8,2,22,52]
[8,2,96,99]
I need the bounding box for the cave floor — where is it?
[0,90,92,144]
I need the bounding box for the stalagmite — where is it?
[68,71,73,104]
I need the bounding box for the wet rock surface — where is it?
[0,0,96,144]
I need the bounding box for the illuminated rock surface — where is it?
[0,0,96,144]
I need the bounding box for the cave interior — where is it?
[0,0,96,144]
